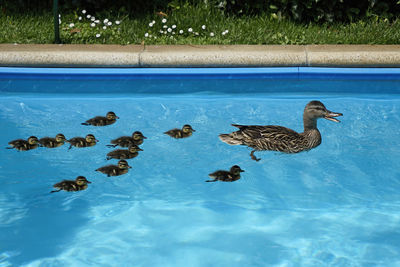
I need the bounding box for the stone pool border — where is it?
[1,44,400,67]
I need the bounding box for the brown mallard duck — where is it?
[219,100,343,161]
[7,136,39,151]
[50,176,91,193]
[106,145,143,160]
[39,133,66,148]
[206,165,245,182]
[164,124,196,139]
[67,134,98,149]
[96,159,132,177]
[81,111,119,126]
[107,131,147,148]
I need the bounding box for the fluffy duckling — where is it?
[164,124,196,139]
[39,133,66,148]
[107,131,147,148]
[106,145,143,160]
[50,176,91,193]
[96,159,132,177]
[67,134,98,149]
[7,136,39,151]
[219,100,343,161]
[81,111,119,126]
[206,165,245,182]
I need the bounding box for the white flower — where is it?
[160,30,164,33]
[91,23,95,27]
[94,20,100,24]
[116,21,121,25]
[103,26,107,30]
[87,15,91,19]
[164,31,167,34]
[195,32,199,36]
[210,32,214,37]
[78,16,82,21]
[163,25,167,29]
[59,14,61,18]
[104,19,109,24]
[179,30,184,34]
[222,31,226,35]
[91,17,95,21]
[96,33,101,38]
[145,33,149,37]
[172,32,175,35]
[167,28,172,33]
[201,25,206,30]
[162,18,167,23]
[107,22,112,26]
[82,10,86,14]
[149,23,153,27]
[152,20,155,24]
[225,30,229,33]
[59,19,61,24]
[172,25,176,29]
[69,23,74,28]
[188,28,193,32]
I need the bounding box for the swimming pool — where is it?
[1,67,400,266]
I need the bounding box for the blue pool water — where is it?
[1,68,400,266]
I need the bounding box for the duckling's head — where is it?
[230,165,245,175]
[304,101,343,123]
[132,131,147,141]
[85,134,98,143]
[128,145,143,153]
[28,136,39,145]
[75,176,91,185]
[106,111,119,120]
[182,124,195,134]
[55,133,66,142]
[118,160,132,169]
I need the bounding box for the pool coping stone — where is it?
[1,44,400,67]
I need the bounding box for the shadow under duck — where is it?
[50,176,91,193]
[7,136,39,151]
[67,134,98,149]
[106,145,143,160]
[164,124,196,138]
[206,165,245,182]
[219,101,343,161]
[39,133,66,148]
[107,131,147,148]
[81,111,119,126]
[96,159,132,177]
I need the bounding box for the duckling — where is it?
[96,159,132,177]
[39,133,66,148]
[107,131,147,148]
[81,111,119,126]
[67,134,98,149]
[50,176,91,193]
[206,165,245,182]
[7,136,39,151]
[164,124,196,139]
[219,100,343,161]
[106,145,143,160]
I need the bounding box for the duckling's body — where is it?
[7,136,39,151]
[219,101,343,161]
[39,133,66,148]
[51,176,91,193]
[96,159,131,177]
[164,124,195,139]
[82,111,119,126]
[106,145,142,160]
[107,131,146,148]
[67,134,98,149]
[206,165,245,182]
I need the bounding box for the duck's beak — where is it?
[324,110,343,123]
[116,116,120,119]
[138,148,143,151]
[240,169,245,172]
[87,181,92,184]
[128,165,132,168]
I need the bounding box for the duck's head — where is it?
[304,101,343,123]
[230,165,245,175]
[182,124,195,134]
[85,134,99,143]
[106,111,119,120]
[118,160,132,169]
[132,131,147,141]
[28,136,39,145]
[55,133,66,142]
[75,176,91,185]
[128,145,143,153]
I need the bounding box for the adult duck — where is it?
[219,100,343,161]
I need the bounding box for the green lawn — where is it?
[1,6,400,45]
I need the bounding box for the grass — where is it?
[1,4,400,45]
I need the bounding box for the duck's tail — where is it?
[218,134,243,145]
